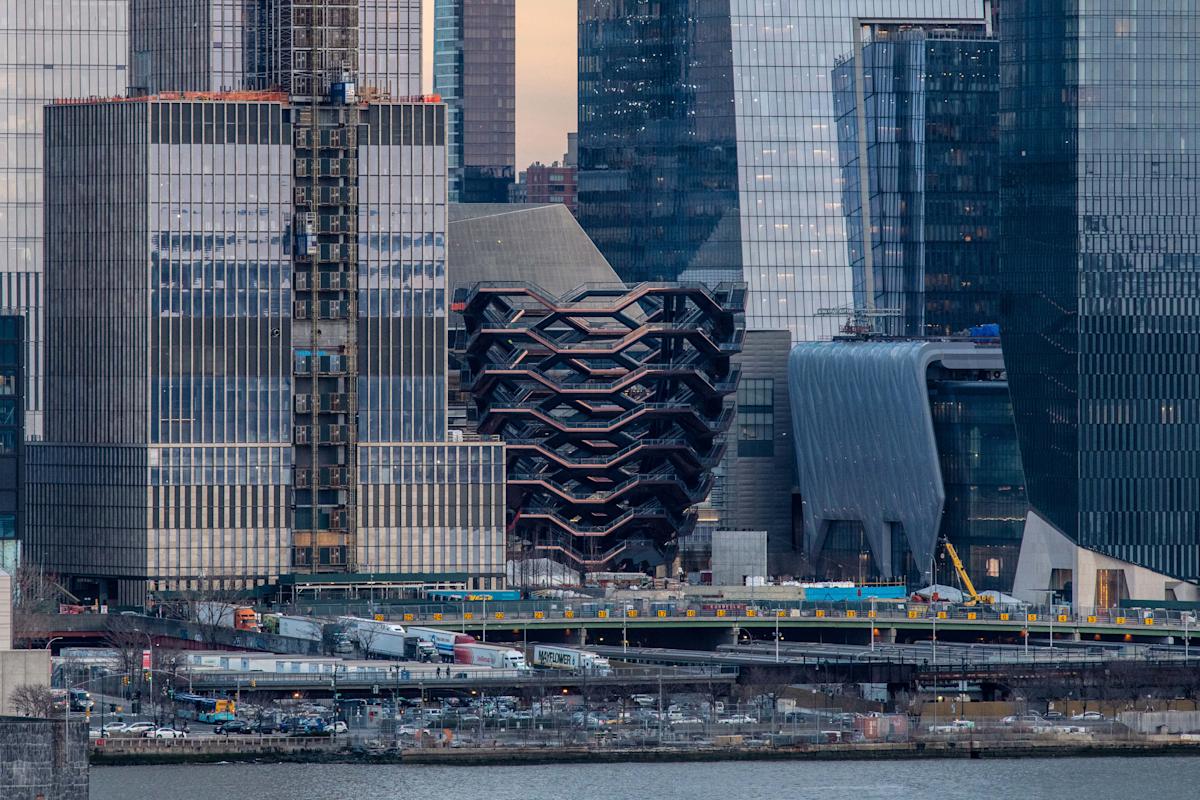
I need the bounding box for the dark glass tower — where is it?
[434,0,516,203]
[928,377,1027,593]
[833,27,999,337]
[577,0,742,286]
[1001,2,1200,581]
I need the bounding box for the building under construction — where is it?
[28,1,506,605]
[458,282,744,574]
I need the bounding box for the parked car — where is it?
[670,717,704,727]
[928,719,976,734]
[147,727,187,739]
[1044,711,1065,720]
[717,715,758,725]
[1002,713,1044,726]
[101,722,128,734]
[1072,711,1105,721]
[215,720,254,735]
[250,720,280,734]
[329,720,348,734]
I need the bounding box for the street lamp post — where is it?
[931,613,937,669]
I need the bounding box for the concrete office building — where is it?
[721,330,798,574]
[790,340,1026,591]
[832,25,999,337]
[434,0,516,203]
[710,529,768,588]
[29,2,505,604]
[0,1,128,438]
[578,0,993,342]
[1002,2,1200,606]
[0,568,53,718]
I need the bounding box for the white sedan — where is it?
[101,722,128,734]
[146,728,188,739]
[123,722,157,735]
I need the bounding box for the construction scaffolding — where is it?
[289,0,362,572]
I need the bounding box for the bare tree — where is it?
[11,561,69,646]
[103,614,149,702]
[10,684,56,718]
[161,578,254,648]
[321,623,348,657]
[352,623,381,659]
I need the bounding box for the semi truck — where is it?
[531,644,612,675]
[338,617,408,657]
[196,602,260,632]
[334,618,442,661]
[262,615,354,654]
[406,626,476,662]
[453,642,529,671]
[263,615,323,641]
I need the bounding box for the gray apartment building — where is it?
[28,1,505,604]
[0,1,128,438]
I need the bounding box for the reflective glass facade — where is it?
[0,314,23,573]
[433,0,516,203]
[32,98,503,604]
[0,1,127,438]
[578,0,742,286]
[131,1,421,98]
[579,0,990,340]
[1001,2,1200,581]
[833,28,999,337]
[929,378,1026,593]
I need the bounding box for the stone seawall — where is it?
[89,737,1200,768]
[0,717,89,800]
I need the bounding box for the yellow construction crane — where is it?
[940,540,994,605]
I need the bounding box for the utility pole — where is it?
[657,671,664,745]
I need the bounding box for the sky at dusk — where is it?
[422,1,578,170]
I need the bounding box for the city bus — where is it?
[173,693,237,723]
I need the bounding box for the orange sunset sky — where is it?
[421,0,578,170]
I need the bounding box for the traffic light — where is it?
[122,676,130,686]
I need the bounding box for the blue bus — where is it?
[174,693,237,723]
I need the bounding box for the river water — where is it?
[91,756,1200,800]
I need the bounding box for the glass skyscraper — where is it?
[433,0,516,203]
[1001,2,1200,586]
[579,0,991,341]
[130,1,422,98]
[0,1,128,438]
[29,1,505,605]
[833,26,999,338]
[0,314,23,574]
